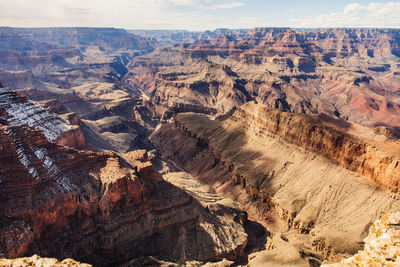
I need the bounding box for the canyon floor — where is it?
[0,27,399,266]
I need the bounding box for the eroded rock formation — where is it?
[323,213,400,266]
[0,255,92,267]
[0,87,85,148]
[124,28,400,130]
[0,122,250,266]
[0,86,253,266]
[151,102,400,263]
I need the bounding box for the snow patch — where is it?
[0,88,70,141]
[7,129,41,180]
[33,146,77,192]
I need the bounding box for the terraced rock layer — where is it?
[125,28,400,130]
[0,124,248,266]
[0,86,250,266]
[0,87,85,148]
[151,102,400,263]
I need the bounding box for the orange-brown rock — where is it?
[0,84,253,265]
[150,102,400,263]
[124,28,400,130]
[0,122,250,266]
[0,87,86,149]
[0,254,92,267]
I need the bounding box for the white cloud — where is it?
[167,0,198,6]
[0,0,250,30]
[213,2,245,9]
[2,1,396,30]
[288,9,299,13]
[290,2,400,28]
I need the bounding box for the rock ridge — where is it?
[151,102,400,262]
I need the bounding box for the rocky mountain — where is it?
[0,86,256,266]
[130,29,248,47]
[123,28,400,132]
[1,26,400,266]
[0,27,155,90]
[0,27,154,52]
[151,101,400,265]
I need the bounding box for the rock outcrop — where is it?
[0,122,250,266]
[151,102,400,263]
[0,87,85,148]
[124,28,400,130]
[0,86,252,266]
[0,255,92,267]
[323,213,400,266]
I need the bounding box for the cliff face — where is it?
[0,123,249,266]
[0,85,252,265]
[229,102,400,191]
[0,27,155,92]
[0,87,85,148]
[124,28,400,129]
[150,102,400,262]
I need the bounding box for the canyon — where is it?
[0,27,399,266]
[151,102,400,263]
[0,88,254,266]
[124,28,400,132]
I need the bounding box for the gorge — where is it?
[0,26,399,266]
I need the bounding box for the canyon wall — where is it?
[0,27,156,92]
[124,28,400,130]
[151,102,400,262]
[0,86,251,266]
[228,102,400,191]
[0,123,250,266]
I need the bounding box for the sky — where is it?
[0,0,399,30]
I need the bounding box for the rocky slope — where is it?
[16,85,158,153]
[0,85,255,266]
[124,28,400,130]
[0,120,249,267]
[0,87,85,148]
[151,102,400,264]
[0,27,155,91]
[323,213,400,266]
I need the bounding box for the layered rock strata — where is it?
[151,102,400,262]
[0,123,248,266]
[125,28,400,129]
[0,87,85,148]
[0,86,251,266]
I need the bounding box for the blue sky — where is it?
[0,0,399,30]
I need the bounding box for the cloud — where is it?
[4,1,396,30]
[213,2,245,9]
[0,0,251,30]
[290,2,400,28]
[167,0,198,6]
[167,0,245,9]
